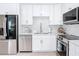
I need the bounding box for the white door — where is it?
[20,4,32,25]
[32,5,41,16]
[49,35,56,51]
[42,35,56,51]
[33,4,50,16]
[76,46,79,56]
[41,36,50,51]
[40,5,49,16]
[0,3,19,15]
[49,5,54,25]
[54,4,63,25]
[69,42,76,56]
[32,36,41,52]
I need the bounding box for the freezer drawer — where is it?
[8,40,17,54]
[0,40,8,55]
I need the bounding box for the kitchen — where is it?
[0,3,79,56]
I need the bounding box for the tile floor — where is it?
[17,52,59,56]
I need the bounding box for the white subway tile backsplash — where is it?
[63,24,79,36]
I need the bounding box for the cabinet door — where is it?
[54,4,63,25]
[76,46,79,56]
[69,42,76,56]
[42,37,50,51]
[20,4,32,25]
[49,35,56,51]
[0,3,19,15]
[33,5,49,16]
[49,5,54,25]
[49,4,63,25]
[42,35,56,51]
[33,5,41,16]
[41,5,49,16]
[32,36,41,52]
[32,35,56,52]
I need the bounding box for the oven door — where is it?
[57,39,68,56]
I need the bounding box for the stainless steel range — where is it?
[56,35,69,56]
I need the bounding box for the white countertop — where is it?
[19,33,32,35]
[69,40,79,46]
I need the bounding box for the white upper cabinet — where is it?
[40,5,49,16]
[32,5,41,16]
[49,4,63,25]
[62,3,79,14]
[33,4,62,25]
[0,3,19,15]
[20,4,63,25]
[33,4,49,16]
[49,5,54,25]
[20,4,33,25]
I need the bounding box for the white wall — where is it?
[63,24,79,36]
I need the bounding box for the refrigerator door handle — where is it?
[4,16,7,37]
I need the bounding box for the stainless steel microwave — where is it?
[63,7,79,24]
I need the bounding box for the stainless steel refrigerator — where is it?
[5,15,18,54]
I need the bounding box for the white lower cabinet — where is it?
[76,46,79,56]
[69,42,79,56]
[32,35,56,52]
[32,37,41,51]
[69,42,76,56]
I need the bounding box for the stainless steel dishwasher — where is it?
[19,35,32,52]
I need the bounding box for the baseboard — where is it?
[32,50,56,52]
